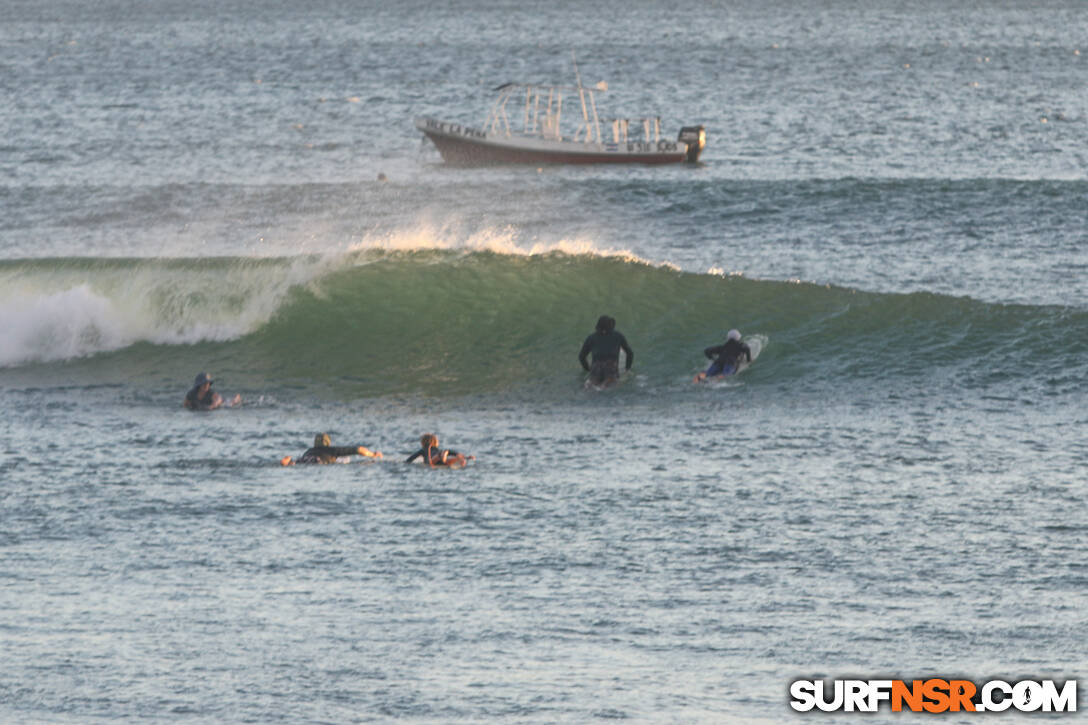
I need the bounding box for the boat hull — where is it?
[416,117,691,166]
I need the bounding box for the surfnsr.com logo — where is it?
[789,679,1077,713]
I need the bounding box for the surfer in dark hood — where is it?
[579,315,634,387]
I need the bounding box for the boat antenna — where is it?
[572,50,583,91]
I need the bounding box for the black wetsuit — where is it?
[184,385,219,411]
[578,330,634,384]
[704,339,752,374]
[406,446,460,465]
[296,446,361,464]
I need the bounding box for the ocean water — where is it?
[1,0,1086,722]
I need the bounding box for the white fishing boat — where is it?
[415,61,705,167]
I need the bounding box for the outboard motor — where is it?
[678,125,706,163]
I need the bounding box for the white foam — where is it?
[0,285,128,367]
[0,257,333,367]
[344,222,655,265]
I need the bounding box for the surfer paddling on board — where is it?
[693,329,752,382]
[578,315,634,388]
[280,433,383,466]
[406,433,474,468]
[183,372,241,411]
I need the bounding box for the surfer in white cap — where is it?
[693,329,752,382]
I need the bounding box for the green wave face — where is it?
[1,250,1084,398]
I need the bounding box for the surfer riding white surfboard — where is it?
[693,329,753,382]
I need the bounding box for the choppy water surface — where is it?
[1,0,1085,721]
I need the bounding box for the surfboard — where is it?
[582,369,632,392]
[732,336,761,374]
[279,456,375,466]
[407,449,472,467]
[408,457,469,469]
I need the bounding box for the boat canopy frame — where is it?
[483,80,664,146]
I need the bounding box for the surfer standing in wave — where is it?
[280,433,383,466]
[406,433,474,468]
[579,315,634,388]
[693,329,752,382]
[183,372,241,411]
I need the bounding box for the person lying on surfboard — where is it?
[578,315,634,388]
[183,371,241,411]
[405,433,474,468]
[280,433,383,466]
[693,329,752,382]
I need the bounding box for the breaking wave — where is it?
[1,234,1084,399]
